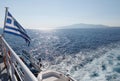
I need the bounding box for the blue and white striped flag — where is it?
[4,11,31,46]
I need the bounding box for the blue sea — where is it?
[2,28,120,81]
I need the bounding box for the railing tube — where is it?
[1,37,38,81]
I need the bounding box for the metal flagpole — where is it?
[0,7,9,57]
[2,7,9,37]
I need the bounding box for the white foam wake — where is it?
[47,42,120,81]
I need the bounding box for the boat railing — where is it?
[0,36,38,81]
[57,70,76,81]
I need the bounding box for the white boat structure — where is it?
[0,7,76,81]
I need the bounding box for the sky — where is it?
[0,0,120,29]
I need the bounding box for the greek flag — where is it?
[4,11,31,46]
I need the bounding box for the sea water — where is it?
[3,28,120,81]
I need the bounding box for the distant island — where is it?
[58,23,120,29]
[59,23,109,29]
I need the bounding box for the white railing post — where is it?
[0,36,38,81]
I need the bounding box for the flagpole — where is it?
[2,7,9,37]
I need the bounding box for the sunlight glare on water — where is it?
[38,27,55,32]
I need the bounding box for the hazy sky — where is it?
[0,0,120,29]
